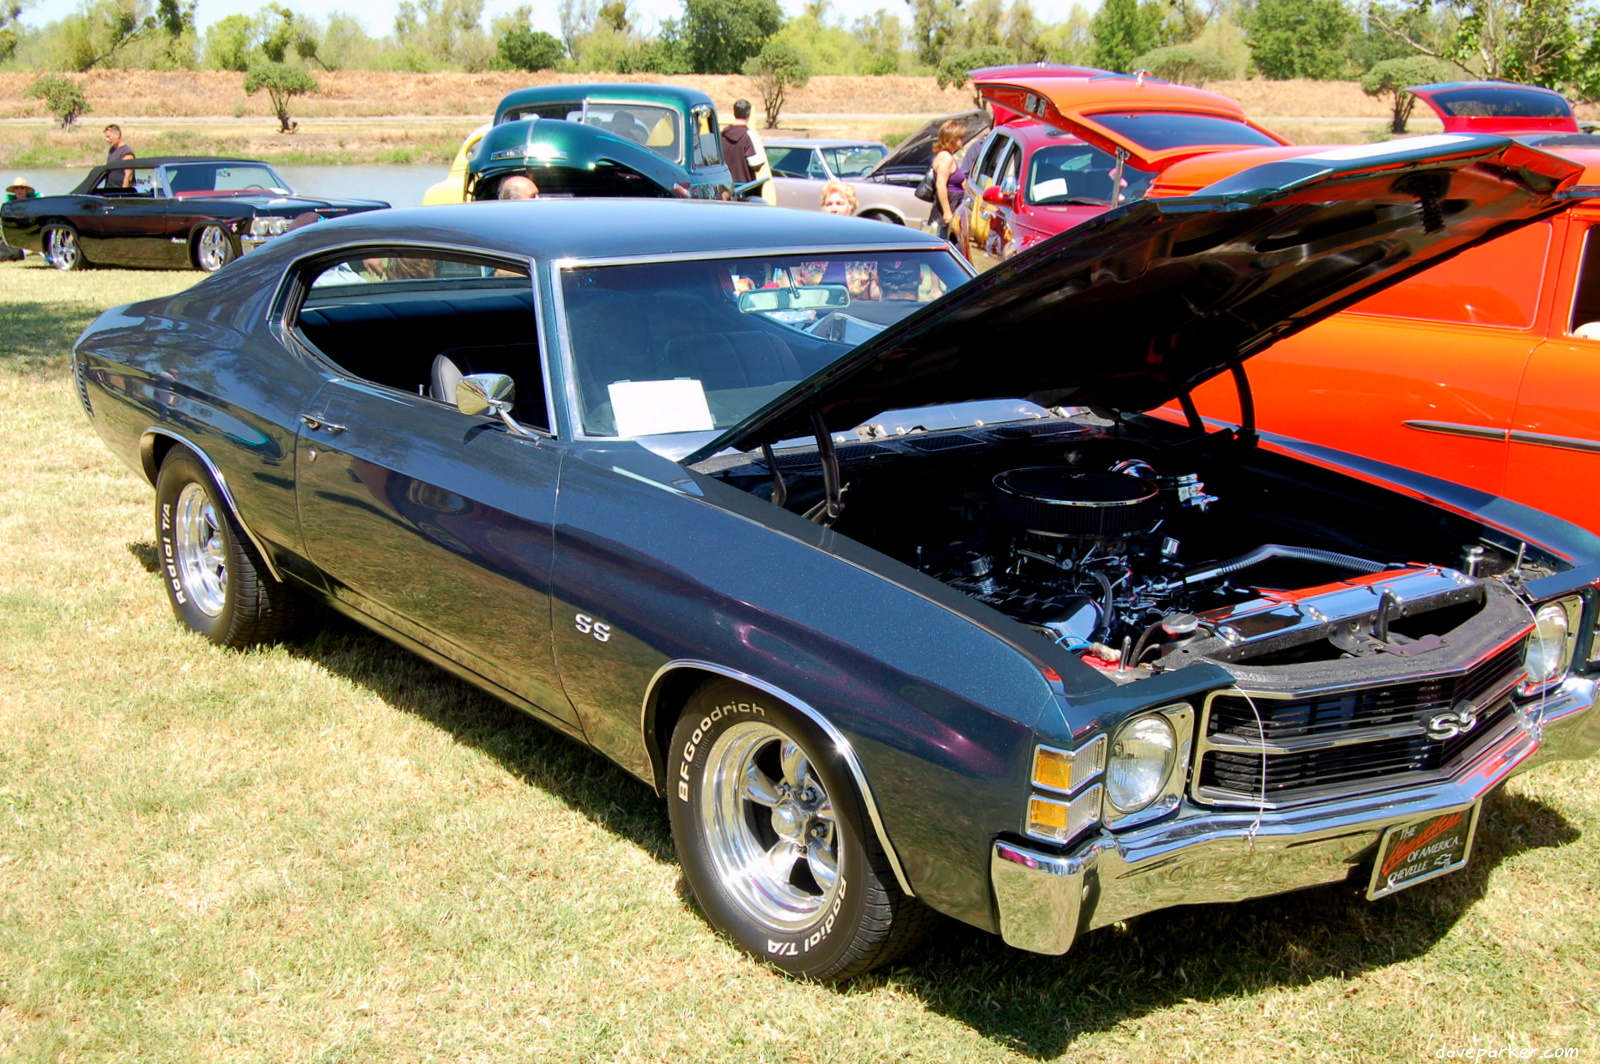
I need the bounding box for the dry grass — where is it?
[0,261,1598,1061]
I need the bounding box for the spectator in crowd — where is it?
[719,99,767,196]
[104,125,135,187]
[5,176,39,202]
[819,180,856,216]
[498,175,539,200]
[929,120,967,244]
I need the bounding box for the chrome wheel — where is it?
[194,225,234,272]
[44,227,80,270]
[173,482,228,618]
[699,721,841,932]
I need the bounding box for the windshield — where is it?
[823,144,887,176]
[501,102,683,164]
[1026,142,1151,205]
[561,251,970,438]
[1086,112,1280,152]
[160,162,292,196]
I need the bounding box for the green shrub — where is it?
[1129,44,1231,86]
[24,74,91,130]
[743,40,811,129]
[1361,55,1457,132]
[243,63,320,133]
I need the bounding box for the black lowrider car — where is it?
[73,137,1600,980]
[0,156,388,272]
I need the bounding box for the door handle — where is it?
[300,414,346,433]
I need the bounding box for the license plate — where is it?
[1367,804,1480,901]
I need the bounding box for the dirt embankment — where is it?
[0,70,1410,123]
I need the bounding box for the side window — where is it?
[767,147,806,177]
[691,105,722,168]
[1569,225,1600,339]
[1351,222,1551,329]
[294,249,551,432]
[96,167,156,196]
[995,142,1020,190]
[974,134,1011,186]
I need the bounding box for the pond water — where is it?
[18,164,449,207]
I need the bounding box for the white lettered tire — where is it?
[155,445,301,646]
[669,679,930,979]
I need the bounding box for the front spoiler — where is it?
[991,676,1600,955]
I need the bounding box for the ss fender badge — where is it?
[1425,702,1480,741]
[574,613,611,643]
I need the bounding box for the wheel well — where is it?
[140,431,180,486]
[187,223,235,264]
[644,666,720,792]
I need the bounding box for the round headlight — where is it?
[1105,715,1176,813]
[1524,601,1572,685]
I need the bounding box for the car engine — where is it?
[923,459,1497,676]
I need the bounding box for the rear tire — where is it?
[155,446,301,647]
[192,224,237,273]
[669,679,931,980]
[43,225,86,270]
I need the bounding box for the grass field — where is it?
[0,259,1598,1062]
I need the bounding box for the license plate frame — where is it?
[1366,804,1480,901]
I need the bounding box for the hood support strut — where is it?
[802,411,845,527]
[1229,362,1256,439]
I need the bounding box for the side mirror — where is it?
[981,184,1007,205]
[999,175,1019,197]
[457,372,538,437]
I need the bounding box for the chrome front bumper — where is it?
[991,677,1600,956]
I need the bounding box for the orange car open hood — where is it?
[685,135,1582,463]
[975,73,1290,173]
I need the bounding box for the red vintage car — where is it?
[960,73,1290,268]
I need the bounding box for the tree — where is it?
[679,0,781,73]
[1091,0,1162,72]
[743,39,810,127]
[0,0,23,63]
[60,0,195,71]
[1242,0,1356,79]
[905,0,959,65]
[1129,42,1231,85]
[1360,54,1455,130]
[500,25,564,70]
[936,43,1016,105]
[25,73,90,129]
[202,12,256,70]
[394,0,495,72]
[244,62,319,132]
[1368,0,1600,97]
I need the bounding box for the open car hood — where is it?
[468,118,686,198]
[1407,81,1579,135]
[864,111,991,180]
[976,74,1289,173]
[687,134,1581,463]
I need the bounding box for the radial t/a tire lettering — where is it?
[154,446,300,647]
[668,679,931,980]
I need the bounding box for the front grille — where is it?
[1196,640,1525,806]
[902,433,983,452]
[74,359,92,415]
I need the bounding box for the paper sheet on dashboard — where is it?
[609,378,715,437]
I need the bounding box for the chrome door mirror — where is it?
[457,373,539,437]
[999,175,1019,197]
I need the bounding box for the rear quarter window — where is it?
[1348,222,1551,328]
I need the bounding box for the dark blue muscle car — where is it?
[1,156,387,272]
[72,137,1600,979]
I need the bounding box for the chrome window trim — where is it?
[551,244,977,442]
[1102,702,1193,830]
[268,241,560,439]
[639,659,914,898]
[1190,631,1531,810]
[137,427,285,584]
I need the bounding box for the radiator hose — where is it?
[1162,543,1388,591]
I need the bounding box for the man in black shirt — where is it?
[104,125,135,187]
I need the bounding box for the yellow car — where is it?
[422,123,492,205]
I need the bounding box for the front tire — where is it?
[43,225,86,270]
[669,679,930,980]
[192,224,237,273]
[155,446,300,646]
[858,209,903,225]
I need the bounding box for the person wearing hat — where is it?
[4,176,39,203]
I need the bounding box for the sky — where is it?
[15,0,1095,40]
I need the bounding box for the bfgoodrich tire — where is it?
[669,679,931,980]
[155,446,300,647]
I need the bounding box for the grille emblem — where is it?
[1425,702,1480,741]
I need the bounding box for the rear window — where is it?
[1350,222,1550,328]
[1086,112,1280,151]
[1423,86,1571,119]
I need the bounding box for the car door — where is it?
[1190,220,1553,499]
[1505,210,1600,529]
[964,133,1017,273]
[288,248,578,728]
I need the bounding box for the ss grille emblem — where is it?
[1425,702,1480,741]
